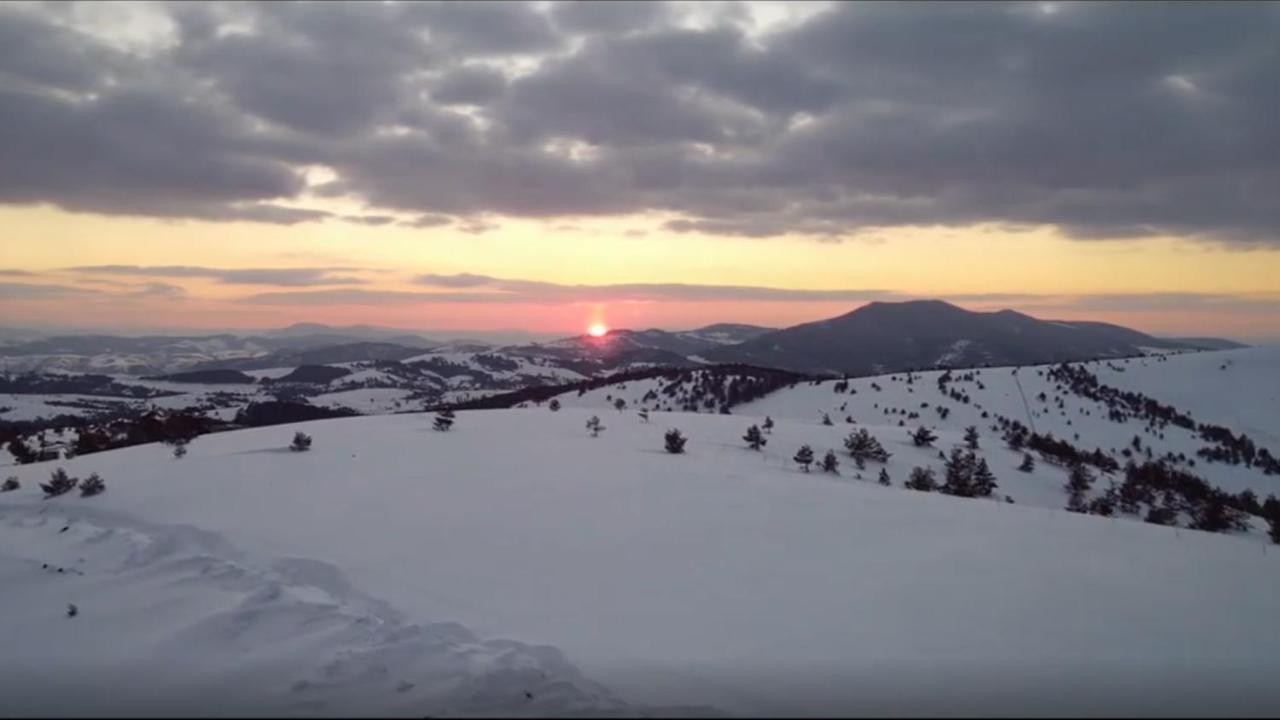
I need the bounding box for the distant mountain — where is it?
[703,300,1231,376]
[264,323,438,348]
[1161,336,1249,351]
[187,342,428,372]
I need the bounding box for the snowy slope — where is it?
[3,408,1279,716]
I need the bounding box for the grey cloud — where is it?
[0,281,101,300]
[67,265,368,287]
[549,1,672,35]
[410,273,898,303]
[0,269,36,276]
[429,65,507,106]
[342,214,397,226]
[1,2,1278,244]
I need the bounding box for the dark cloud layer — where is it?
[1,1,1277,244]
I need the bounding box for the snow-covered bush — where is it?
[289,432,313,452]
[1,476,19,492]
[664,429,687,454]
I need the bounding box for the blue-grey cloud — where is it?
[66,265,369,287]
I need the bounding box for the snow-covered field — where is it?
[3,394,1280,716]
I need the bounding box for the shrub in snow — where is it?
[763,417,774,434]
[743,424,766,451]
[41,468,78,498]
[905,466,937,492]
[614,398,627,412]
[1018,453,1035,472]
[1268,514,1280,545]
[171,439,188,458]
[79,473,106,497]
[820,450,840,475]
[548,399,562,412]
[289,432,313,452]
[1065,464,1095,512]
[1,476,19,492]
[586,415,605,437]
[433,409,455,432]
[844,429,890,468]
[878,468,891,486]
[821,413,833,426]
[910,426,938,447]
[66,604,78,618]
[794,445,814,472]
[664,429,687,454]
[638,409,650,423]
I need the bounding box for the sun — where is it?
[587,323,608,338]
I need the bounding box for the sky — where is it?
[1,1,1278,342]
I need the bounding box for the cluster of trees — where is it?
[38,467,105,498]
[999,419,1119,474]
[1196,423,1279,475]
[845,428,890,468]
[940,448,999,498]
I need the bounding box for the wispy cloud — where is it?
[67,265,370,287]
[0,281,102,300]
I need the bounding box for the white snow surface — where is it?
[3,401,1280,716]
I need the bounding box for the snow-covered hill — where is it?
[3,401,1279,716]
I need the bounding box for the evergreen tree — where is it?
[2,476,19,492]
[964,426,980,450]
[664,428,687,454]
[820,449,840,475]
[910,426,937,447]
[7,438,36,465]
[877,467,891,486]
[548,398,562,412]
[586,415,605,437]
[432,411,455,431]
[79,472,106,497]
[972,457,998,497]
[1018,453,1035,473]
[289,432,313,452]
[743,424,766,451]
[844,428,890,468]
[41,468,77,498]
[614,398,627,412]
[763,416,775,434]
[638,409,650,423]
[941,448,976,497]
[821,413,833,426]
[905,466,937,492]
[1065,463,1094,512]
[1267,513,1280,545]
[794,445,814,472]
[171,439,188,458]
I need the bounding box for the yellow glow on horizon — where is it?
[587,323,608,338]
[2,204,1279,339]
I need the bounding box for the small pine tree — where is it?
[763,416,774,434]
[1,476,19,492]
[821,413,833,426]
[971,457,998,497]
[433,409,455,432]
[964,426,979,450]
[905,466,937,492]
[664,428,687,454]
[910,426,937,447]
[41,468,77,498]
[638,409,650,423]
[289,432,313,452]
[79,472,106,497]
[794,444,814,472]
[941,448,976,497]
[743,424,766,451]
[1065,463,1094,511]
[548,398,562,412]
[172,439,188,458]
[614,398,627,412]
[820,449,840,474]
[1018,453,1035,472]
[586,415,605,437]
[877,467,891,486]
[1267,513,1280,545]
